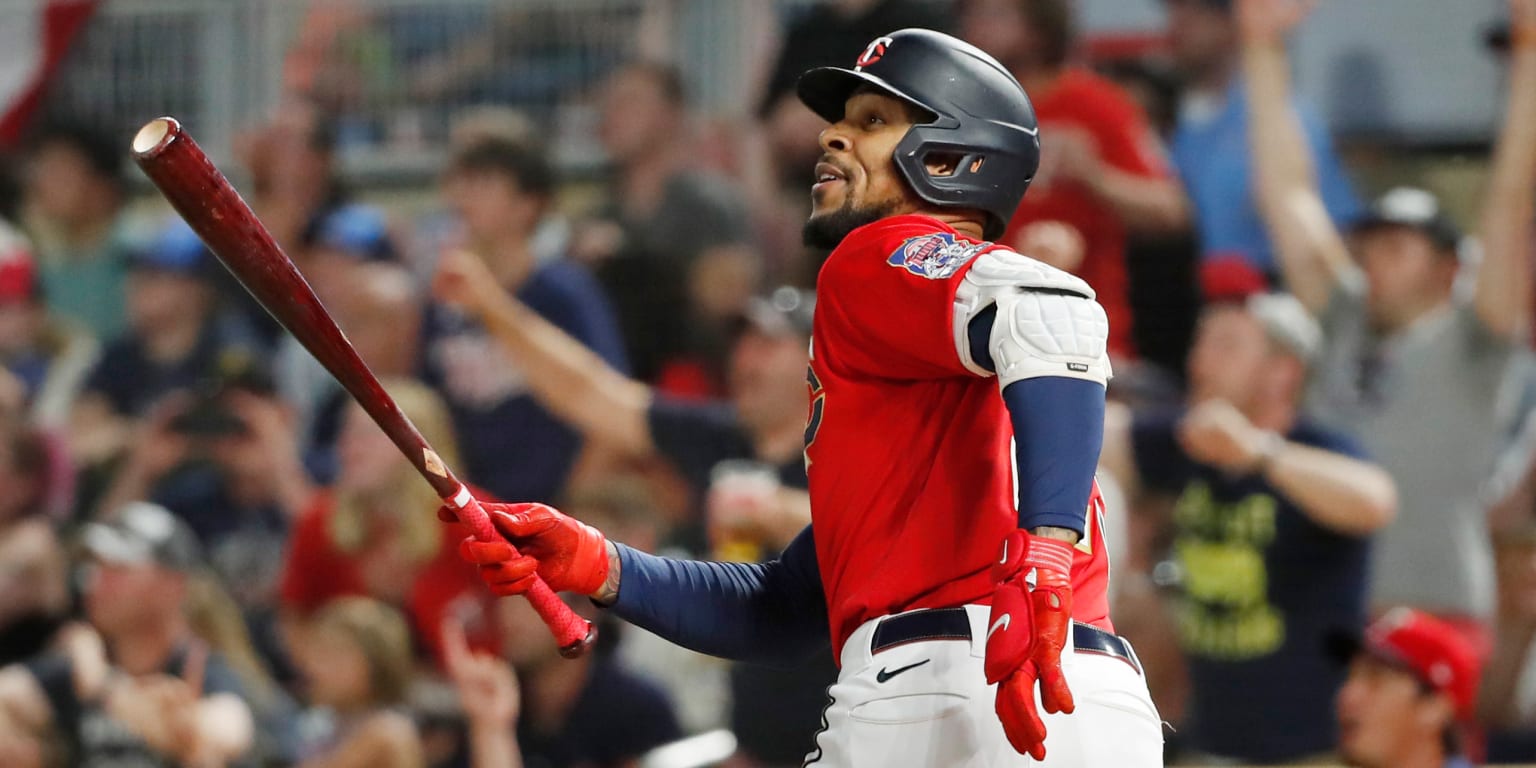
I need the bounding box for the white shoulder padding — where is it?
[951,248,1110,385]
[991,289,1111,387]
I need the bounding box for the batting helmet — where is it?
[797,28,1041,241]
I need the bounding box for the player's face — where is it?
[1336,655,1447,767]
[803,91,924,249]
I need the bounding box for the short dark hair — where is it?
[29,120,124,187]
[447,135,555,199]
[620,60,689,109]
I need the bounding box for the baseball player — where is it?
[447,29,1162,766]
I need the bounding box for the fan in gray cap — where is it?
[82,501,204,572]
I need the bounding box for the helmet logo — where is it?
[854,36,893,71]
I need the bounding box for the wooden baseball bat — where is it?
[131,117,595,658]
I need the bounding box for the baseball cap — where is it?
[313,204,396,262]
[1352,187,1462,253]
[1247,292,1321,362]
[128,218,214,276]
[0,223,38,303]
[740,286,815,338]
[1334,608,1483,720]
[82,501,204,572]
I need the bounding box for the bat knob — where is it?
[558,621,599,659]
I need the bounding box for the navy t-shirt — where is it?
[84,315,263,418]
[1133,408,1371,762]
[421,260,627,503]
[515,658,681,768]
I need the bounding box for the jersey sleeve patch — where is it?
[887,233,988,279]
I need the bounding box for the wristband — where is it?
[1251,430,1286,475]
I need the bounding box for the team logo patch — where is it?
[855,36,892,69]
[887,233,987,279]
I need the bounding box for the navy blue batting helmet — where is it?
[797,28,1041,241]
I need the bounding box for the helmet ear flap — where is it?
[892,120,1037,241]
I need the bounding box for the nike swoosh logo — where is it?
[987,614,1011,642]
[875,659,931,683]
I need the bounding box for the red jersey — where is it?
[808,214,1112,655]
[1002,68,1173,359]
[278,491,501,668]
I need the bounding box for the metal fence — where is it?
[28,0,822,183]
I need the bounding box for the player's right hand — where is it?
[984,530,1077,759]
[441,501,611,597]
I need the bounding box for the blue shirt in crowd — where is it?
[1133,408,1372,763]
[421,259,627,504]
[1172,82,1362,275]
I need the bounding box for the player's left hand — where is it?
[985,530,1077,759]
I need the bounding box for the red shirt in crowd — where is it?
[807,214,1112,654]
[278,491,502,667]
[1003,68,1173,359]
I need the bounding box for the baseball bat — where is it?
[131,117,595,658]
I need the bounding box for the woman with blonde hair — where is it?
[277,379,500,669]
[294,597,422,768]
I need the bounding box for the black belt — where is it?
[870,607,1142,676]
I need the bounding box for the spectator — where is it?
[0,223,97,429]
[435,250,832,766]
[18,121,144,341]
[0,501,255,766]
[278,379,500,670]
[497,596,681,768]
[93,372,310,679]
[277,261,423,484]
[1242,0,1536,634]
[578,61,760,392]
[1334,608,1483,768]
[68,220,264,470]
[959,0,1189,359]
[235,99,352,258]
[234,99,395,345]
[424,135,627,504]
[1164,0,1361,276]
[442,617,523,768]
[1100,266,1397,762]
[291,597,423,768]
[184,573,302,766]
[0,426,69,666]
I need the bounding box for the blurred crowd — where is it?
[0,0,1532,766]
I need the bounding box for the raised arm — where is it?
[1473,0,1536,339]
[1239,0,1355,313]
[434,248,655,456]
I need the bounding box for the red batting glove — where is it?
[984,530,1077,759]
[440,502,610,597]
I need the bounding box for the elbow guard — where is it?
[953,249,1112,388]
